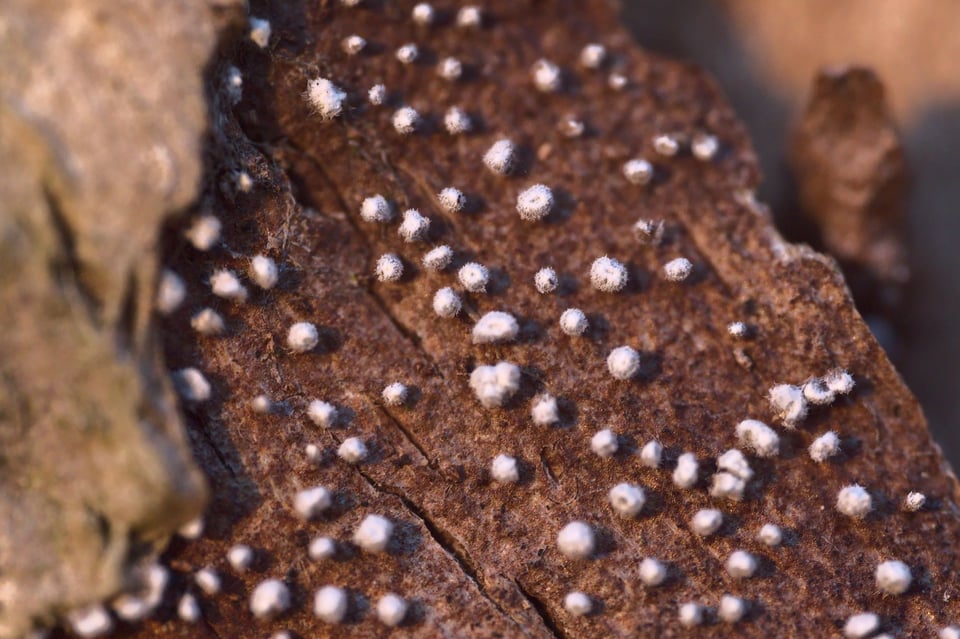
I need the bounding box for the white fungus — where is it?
[195,568,221,595]
[227,544,253,572]
[590,256,628,292]
[607,345,640,380]
[809,431,840,462]
[639,557,668,586]
[691,133,719,161]
[376,253,404,282]
[411,3,434,25]
[173,368,211,402]
[640,440,663,468]
[395,43,419,64]
[563,592,592,616]
[210,269,247,301]
[438,57,463,80]
[691,508,723,536]
[559,116,585,138]
[802,377,835,405]
[305,443,322,462]
[304,78,346,120]
[382,382,408,406]
[491,454,519,483]
[249,17,271,48]
[837,484,872,519]
[535,267,559,294]
[673,452,699,489]
[531,58,562,92]
[438,187,466,213]
[710,472,746,501]
[225,66,243,105]
[768,383,808,428]
[113,564,168,621]
[591,429,619,458]
[622,158,654,185]
[579,43,606,68]
[633,218,665,245]
[609,483,645,517]
[309,536,337,561]
[726,550,758,579]
[392,107,420,135]
[251,395,271,413]
[653,134,680,156]
[940,627,960,639]
[360,194,393,223]
[178,516,204,539]
[608,72,628,90]
[844,613,880,639]
[456,5,482,27]
[483,139,516,175]
[904,491,926,512]
[735,419,780,457]
[516,184,554,220]
[354,514,393,552]
[423,245,454,271]
[308,400,338,428]
[250,254,279,289]
[718,595,745,623]
[825,369,856,395]
[876,560,912,595]
[68,605,113,638]
[444,107,472,134]
[314,585,348,624]
[531,394,559,426]
[678,603,704,627]
[469,361,521,408]
[458,262,490,292]
[294,486,332,520]
[368,84,386,105]
[287,321,319,352]
[156,269,186,314]
[236,171,254,192]
[472,311,520,344]
[178,594,201,623]
[185,215,221,251]
[727,321,749,338]
[398,209,430,242]
[337,437,367,464]
[559,308,589,336]
[377,593,409,627]
[341,34,366,55]
[758,523,783,547]
[557,521,595,559]
[662,257,693,282]
[717,449,753,480]
[250,579,290,619]
[432,287,462,318]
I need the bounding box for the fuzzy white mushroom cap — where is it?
[640,440,663,468]
[191,308,225,336]
[809,431,840,462]
[308,400,338,428]
[844,613,880,639]
[433,287,462,318]
[368,84,386,105]
[377,593,408,627]
[227,544,253,572]
[802,377,835,405]
[458,262,490,292]
[717,449,753,480]
[456,5,482,27]
[250,254,279,289]
[557,521,595,559]
[438,187,466,213]
[609,483,645,517]
[607,345,640,380]
[376,254,404,282]
[563,592,592,616]
[354,514,393,552]
[178,594,201,623]
[469,362,521,408]
[531,394,559,426]
[392,107,420,135]
[579,43,606,68]
[341,34,366,55]
[516,184,554,220]
[710,472,746,501]
[623,158,654,185]
[249,17,271,48]
[591,429,618,457]
[491,454,519,483]
[156,269,186,315]
[837,484,872,518]
[639,557,667,586]
[305,78,346,120]
[483,139,516,175]
[382,382,408,406]
[662,257,693,282]
[768,383,808,428]
[337,437,367,464]
[692,133,719,161]
[411,3,434,24]
[423,245,454,271]
[398,209,430,242]
[633,218,665,244]
[673,452,699,489]
[195,568,221,595]
[314,585,348,624]
[757,523,783,547]
[211,269,247,301]
[361,194,393,223]
[250,579,290,619]
[653,134,680,156]
[559,308,589,336]
[535,267,558,294]
[825,369,855,395]
[173,368,211,402]
[395,43,419,64]
[678,603,704,627]
[735,419,780,457]
[904,491,926,512]
[294,486,332,519]
[444,107,472,134]
[309,536,337,561]
[68,605,113,638]
[726,550,757,579]
[438,57,463,80]
[287,322,319,352]
[718,594,745,623]
[875,560,912,595]
[727,321,748,338]
[590,256,628,292]
[473,311,519,344]
[691,508,723,536]
[532,58,562,92]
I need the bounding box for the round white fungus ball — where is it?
[735,419,780,457]
[757,523,783,547]
[433,287,462,318]
[314,585,348,624]
[458,262,490,292]
[185,214,221,251]
[662,257,693,282]
[191,308,225,336]
[438,187,466,213]
[382,382,408,406]
[469,361,521,408]
[639,557,667,586]
[250,579,290,619]
[809,431,840,462]
[398,209,430,242]
[609,483,645,518]
[156,269,186,315]
[423,245,454,271]
[483,139,516,175]
[354,514,393,552]
[294,486,331,519]
[368,84,386,105]
[726,550,758,579]
[590,256,628,292]
[516,184,554,220]
[337,437,367,464]
[875,560,912,595]
[491,454,519,483]
[844,613,880,639]
[531,58,562,92]
[678,603,704,627]
[535,267,558,294]
[590,429,618,457]
[395,43,419,64]
[836,484,872,518]
[309,536,337,561]
[563,591,592,616]
[579,43,606,68]
[559,308,589,336]
[718,594,745,623]
[640,440,663,468]
[690,508,723,536]
[768,383,808,428]
[375,253,404,282]
[530,394,559,426]
[173,368,211,402]
[304,77,346,120]
[472,311,519,344]
[444,106,472,134]
[250,254,279,289]
[607,345,640,380]
[377,593,408,627]
[360,194,393,223]
[623,158,653,185]
[287,322,319,352]
[308,400,338,428]
[557,521,594,559]
[210,269,247,301]
[672,452,699,488]
[227,544,253,572]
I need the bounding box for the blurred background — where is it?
[623,0,960,462]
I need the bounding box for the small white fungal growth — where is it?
[691,133,719,161]
[710,472,746,501]
[185,215,221,251]
[341,34,366,55]
[309,536,337,561]
[727,321,748,338]
[304,78,346,120]
[458,262,490,292]
[433,287,462,318]
[591,429,619,458]
[483,139,516,175]
[559,308,589,336]
[308,400,338,428]
[294,486,332,520]
[609,483,645,517]
[531,58,562,92]
[361,195,393,223]
[392,107,420,135]
[305,443,322,462]
[940,627,960,639]
[607,345,640,380]
[633,218,664,245]
[718,449,753,480]
[287,321,319,352]
[768,383,808,428]
[178,594,201,623]
[809,431,840,462]
[249,17,271,48]
[662,257,693,282]
[563,592,592,616]
[456,5,482,27]
[250,579,290,619]
[338,437,367,464]
[368,84,386,105]
[227,544,253,572]
[639,557,667,586]
[844,613,880,639]
[802,377,835,405]
[491,454,519,483]
[579,43,606,68]
[726,550,758,579]
[210,269,247,302]
[438,187,466,213]
[173,368,211,402]
[557,521,595,559]
[68,604,113,638]
[837,484,873,518]
[673,452,699,488]
[438,57,463,80]
[718,595,745,623]
[735,419,780,457]
[472,311,519,344]
[226,66,243,105]
[516,184,554,220]
[195,568,221,595]
[251,394,271,413]
[608,72,628,90]
[678,603,704,628]
[411,3,434,25]
[236,171,254,192]
[470,362,521,408]
[904,491,926,512]
[314,585,348,624]
[423,245,454,271]
[377,593,409,627]
[531,394,559,426]
[354,514,393,552]
[250,254,279,289]
[398,209,430,242]
[382,382,409,406]
[825,368,856,395]
[691,508,723,536]
[876,560,912,595]
[591,256,628,292]
[535,267,558,294]
[395,43,419,64]
[376,253,404,282]
[156,269,186,314]
[340,0,362,6]
[559,116,585,138]
[629,441,659,471]
[653,134,680,156]
[444,107,472,134]
[622,158,654,185]
[757,523,783,547]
